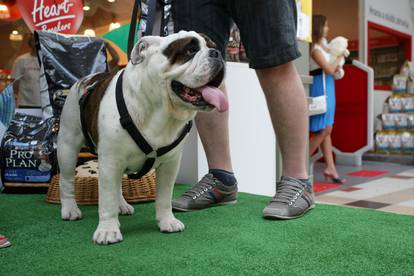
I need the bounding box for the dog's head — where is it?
[126,31,227,120]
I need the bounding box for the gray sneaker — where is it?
[263,176,315,220]
[172,174,237,212]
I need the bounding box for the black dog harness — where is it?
[79,70,192,179]
[115,70,192,178]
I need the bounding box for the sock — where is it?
[209,169,237,186]
[300,178,312,190]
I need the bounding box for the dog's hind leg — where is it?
[93,157,123,245]
[58,85,85,221]
[156,154,185,233]
[57,123,84,221]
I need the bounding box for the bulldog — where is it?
[57,31,227,245]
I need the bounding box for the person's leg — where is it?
[195,83,233,172]
[309,128,330,156]
[256,62,308,179]
[172,0,238,212]
[320,133,345,183]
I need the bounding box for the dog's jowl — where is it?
[57,31,228,245]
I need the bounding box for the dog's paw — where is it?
[158,217,185,233]
[119,201,134,215]
[93,226,123,245]
[61,201,82,221]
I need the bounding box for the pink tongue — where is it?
[200,86,228,112]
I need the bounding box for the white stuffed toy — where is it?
[326,36,350,80]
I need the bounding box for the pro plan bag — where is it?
[1,113,56,184]
[34,31,108,119]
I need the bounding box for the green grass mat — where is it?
[1,184,413,275]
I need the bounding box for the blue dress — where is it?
[309,73,336,132]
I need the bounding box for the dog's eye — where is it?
[187,45,199,55]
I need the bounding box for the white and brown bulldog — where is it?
[57,31,227,245]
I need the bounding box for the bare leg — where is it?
[195,84,233,172]
[309,128,330,156]
[320,134,339,177]
[256,62,308,179]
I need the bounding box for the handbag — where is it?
[308,71,327,116]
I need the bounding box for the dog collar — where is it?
[115,70,193,179]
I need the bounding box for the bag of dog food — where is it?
[1,113,57,183]
[375,131,389,152]
[381,114,396,130]
[388,96,403,113]
[35,31,108,119]
[394,113,408,129]
[401,132,414,153]
[401,96,414,112]
[392,74,407,93]
[388,132,402,153]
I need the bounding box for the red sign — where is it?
[17,0,83,34]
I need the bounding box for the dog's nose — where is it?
[209,49,221,59]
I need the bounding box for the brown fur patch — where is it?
[81,71,116,147]
[198,33,217,49]
[163,37,200,64]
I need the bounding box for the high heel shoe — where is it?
[324,173,346,184]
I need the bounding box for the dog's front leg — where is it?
[93,159,124,245]
[156,154,185,233]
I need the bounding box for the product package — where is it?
[407,114,414,129]
[392,74,407,93]
[1,113,57,183]
[375,131,390,152]
[381,114,396,129]
[388,132,402,152]
[35,31,108,119]
[388,96,403,113]
[394,113,408,129]
[401,132,414,153]
[401,96,414,112]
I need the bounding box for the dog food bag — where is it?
[401,132,414,153]
[394,114,408,129]
[381,114,396,130]
[388,132,402,153]
[375,131,389,152]
[35,31,108,118]
[401,97,414,112]
[407,114,414,129]
[392,74,407,93]
[1,113,56,183]
[388,96,403,113]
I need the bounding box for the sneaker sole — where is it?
[262,204,316,220]
[172,200,238,212]
[0,241,11,248]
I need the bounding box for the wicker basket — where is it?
[46,169,156,205]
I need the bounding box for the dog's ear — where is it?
[130,36,161,65]
[198,33,217,49]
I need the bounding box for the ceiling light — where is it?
[83,5,91,11]
[108,0,116,3]
[84,29,96,37]
[109,22,121,31]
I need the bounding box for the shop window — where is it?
[368,22,412,91]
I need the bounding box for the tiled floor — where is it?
[313,161,414,216]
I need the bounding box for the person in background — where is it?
[11,34,41,108]
[309,15,346,184]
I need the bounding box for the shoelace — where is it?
[182,175,216,199]
[271,179,305,205]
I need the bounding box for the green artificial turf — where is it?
[1,184,414,276]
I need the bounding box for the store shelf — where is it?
[363,152,414,165]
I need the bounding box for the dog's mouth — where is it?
[171,69,228,112]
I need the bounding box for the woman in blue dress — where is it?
[309,15,346,184]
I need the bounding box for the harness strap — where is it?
[79,87,98,155]
[115,70,192,178]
